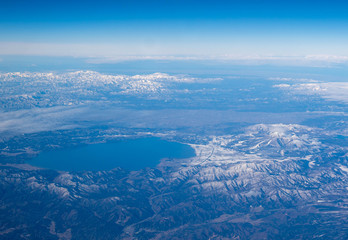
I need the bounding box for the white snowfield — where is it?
[164,124,347,203]
[0,71,220,95]
[0,71,222,110]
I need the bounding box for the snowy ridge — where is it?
[1,123,347,239]
[0,71,221,109]
[165,124,346,204]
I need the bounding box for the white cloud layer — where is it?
[274,82,348,104]
[1,42,348,66]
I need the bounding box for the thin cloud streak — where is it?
[1,42,348,66]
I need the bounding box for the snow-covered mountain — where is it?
[0,70,347,239]
[0,71,221,109]
[1,123,347,239]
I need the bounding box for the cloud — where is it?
[269,77,319,83]
[0,106,87,136]
[86,54,348,66]
[1,42,348,67]
[0,105,323,138]
[274,82,348,104]
[85,55,206,63]
[304,55,348,63]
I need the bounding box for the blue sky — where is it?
[1,0,348,62]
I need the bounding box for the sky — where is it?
[1,0,348,63]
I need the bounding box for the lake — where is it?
[28,137,196,171]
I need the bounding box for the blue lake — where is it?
[29,137,196,171]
